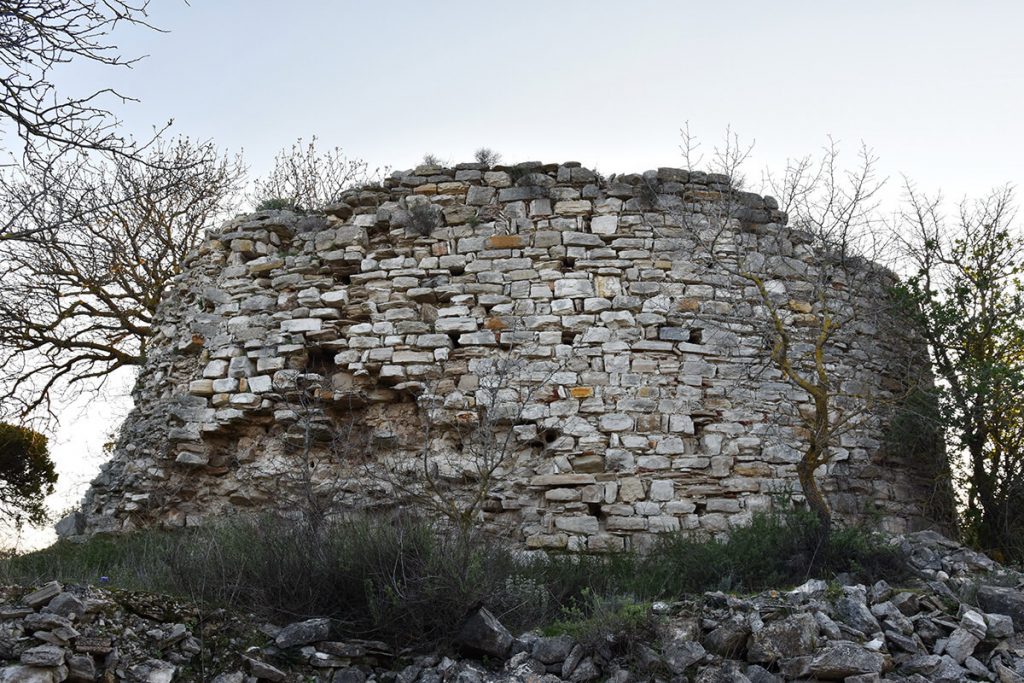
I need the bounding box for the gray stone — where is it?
[67,654,96,682]
[834,588,882,635]
[20,644,65,667]
[244,657,286,682]
[23,581,61,609]
[747,613,818,663]
[42,592,86,619]
[275,617,331,648]
[663,640,705,674]
[127,659,177,683]
[807,641,884,678]
[455,606,513,659]
[978,585,1024,630]
[332,668,367,683]
[943,627,979,663]
[703,616,750,657]
[531,635,575,664]
[0,666,59,683]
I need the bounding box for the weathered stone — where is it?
[532,635,575,664]
[23,582,61,609]
[276,617,331,648]
[807,641,884,679]
[663,640,705,674]
[0,665,59,683]
[455,607,513,659]
[978,585,1024,630]
[20,644,65,667]
[127,659,177,683]
[747,613,818,663]
[41,592,85,619]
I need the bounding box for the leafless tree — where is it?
[233,364,373,560]
[0,136,244,418]
[0,0,165,161]
[677,126,906,531]
[376,329,581,536]
[251,137,379,212]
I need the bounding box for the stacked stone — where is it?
[5,532,1024,681]
[61,160,946,549]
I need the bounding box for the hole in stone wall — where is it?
[304,347,337,375]
[587,502,602,517]
[689,328,703,344]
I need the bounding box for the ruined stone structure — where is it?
[60,161,950,550]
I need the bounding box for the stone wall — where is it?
[59,161,952,549]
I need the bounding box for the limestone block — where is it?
[229,393,260,409]
[247,256,284,274]
[619,477,645,502]
[554,200,592,216]
[648,516,681,532]
[649,480,674,501]
[591,215,619,235]
[281,318,323,333]
[228,356,253,378]
[211,378,239,393]
[637,456,671,471]
[545,488,580,502]
[246,376,273,393]
[599,413,633,432]
[188,380,214,396]
[554,516,599,534]
[202,360,229,378]
[553,278,595,298]
[606,516,646,531]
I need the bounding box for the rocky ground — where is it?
[1,531,1023,682]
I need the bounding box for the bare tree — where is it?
[376,329,580,536]
[0,0,164,161]
[0,136,244,417]
[677,127,902,531]
[252,137,379,213]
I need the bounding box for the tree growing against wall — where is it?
[895,184,1024,561]
[373,328,581,536]
[677,128,906,532]
[0,136,244,418]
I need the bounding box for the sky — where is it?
[19,0,1024,548]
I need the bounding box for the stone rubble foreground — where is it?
[1,531,1023,682]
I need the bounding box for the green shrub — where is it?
[544,589,658,656]
[0,423,58,527]
[255,197,299,212]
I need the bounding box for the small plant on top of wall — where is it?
[420,153,443,167]
[473,147,501,166]
[255,197,299,212]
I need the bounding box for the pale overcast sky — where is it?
[27,0,1024,548]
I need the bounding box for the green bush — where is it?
[544,590,658,656]
[0,423,58,527]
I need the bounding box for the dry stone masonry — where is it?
[60,160,950,549]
